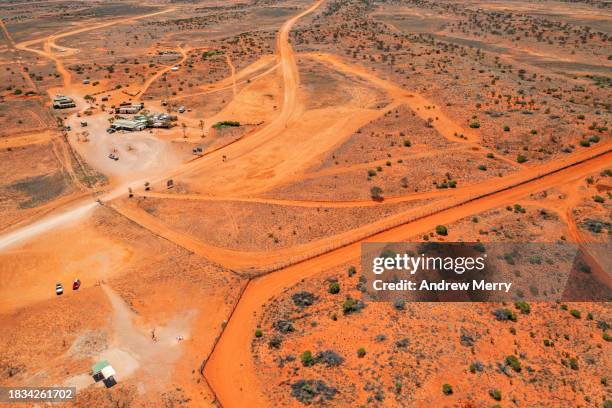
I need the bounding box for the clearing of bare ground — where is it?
[306,104,453,172]
[0,140,84,231]
[132,195,441,252]
[0,204,245,405]
[298,57,390,111]
[266,148,517,201]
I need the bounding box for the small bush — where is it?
[370,186,384,200]
[357,347,366,358]
[469,361,484,373]
[292,291,316,307]
[395,338,410,348]
[442,384,453,395]
[494,308,517,322]
[300,350,314,367]
[290,380,337,404]
[328,282,340,294]
[315,350,344,367]
[515,301,531,315]
[570,309,581,319]
[273,320,295,333]
[517,155,528,163]
[255,329,263,338]
[489,389,502,401]
[569,357,579,370]
[593,195,605,203]
[342,297,364,315]
[347,266,356,277]
[403,139,412,147]
[478,164,487,171]
[505,355,521,372]
[268,336,282,349]
[435,225,448,236]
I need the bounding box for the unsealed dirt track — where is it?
[1,0,611,406]
[203,147,611,407]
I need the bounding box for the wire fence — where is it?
[243,146,611,277]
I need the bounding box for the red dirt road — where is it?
[204,147,611,406]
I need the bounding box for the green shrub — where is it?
[367,169,376,177]
[489,389,502,401]
[357,347,366,358]
[505,355,521,372]
[469,120,480,129]
[543,339,554,347]
[435,225,448,236]
[515,301,531,315]
[503,125,510,131]
[347,266,356,277]
[300,350,314,366]
[478,164,487,171]
[570,309,581,319]
[255,329,263,338]
[342,298,362,314]
[403,139,412,147]
[442,384,453,395]
[370,186,384,200]
[593,195,605,203]
[517,155,528,163]
[212,120,240,129]
[603,332,611,342]
[328,282,340,295]
[569,358,579,370]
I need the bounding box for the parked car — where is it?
[56,283,63,296]
[73,279,81,290]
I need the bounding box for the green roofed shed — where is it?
[92,360,110,374]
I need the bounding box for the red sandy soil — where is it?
[0,0,609,406]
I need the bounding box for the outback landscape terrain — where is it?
[0,0,610,406]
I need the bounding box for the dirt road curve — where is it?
[16,8,175,88]
[203,148,611,407]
